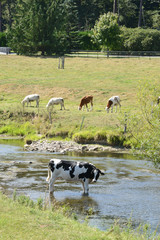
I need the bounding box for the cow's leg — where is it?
[49,176,56,193]
[82,179,89,195]
[111,105,113,113]
[86,104,89,112]
[90,102,93,111]
[115,105,117,113]
[36,99,39,108]
[61,101,65,110]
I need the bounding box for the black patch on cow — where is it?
[78,164,95,180]
[55,160,77,178]
[49,161,55,172]
[95,171,100,181]
[70,166,75,178]
[56,161,63,169]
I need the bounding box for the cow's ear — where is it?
[99,170,105,175]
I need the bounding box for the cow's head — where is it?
[106,100,113,112]
[92,169,105,183]
[78,106,82,110]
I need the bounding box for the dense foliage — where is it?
[121,27,160,51]
[0,0,160,54]
[1,0,160,31]
[127,80,160,166]
[7,0,68,55]
[92,12,121,51]
[0,32,6,46]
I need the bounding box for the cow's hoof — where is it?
[82,192,89,196]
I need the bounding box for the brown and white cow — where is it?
[79,95,93,111]
[106,96,121,113]
[46,159,104,195]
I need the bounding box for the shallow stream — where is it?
[0,139,160,233]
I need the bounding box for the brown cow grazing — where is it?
[105,96,121,113]
[79,95,93,111]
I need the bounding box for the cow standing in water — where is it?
[106,96,121,113]
[79,95,93,111]
[46,159,104,195]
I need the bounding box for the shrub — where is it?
[121,27,160,51]
[78,31,100,50]
[107,133,126,147]
[72,131,94,143]
[94,130,107,141]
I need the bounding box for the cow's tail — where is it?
[46,166,51,182]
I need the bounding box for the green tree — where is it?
[65,0,80,50]
[128,80,160,166]
[91,12,121,51]
[7,0,67,55]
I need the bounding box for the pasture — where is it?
[0,55,160,141]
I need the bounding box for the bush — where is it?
[72,131,94,143]
[94,130,107,141]
[78,31,100,50]
[121,27,160,51]
[107,133,126,147]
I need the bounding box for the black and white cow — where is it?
[46,159,104,195]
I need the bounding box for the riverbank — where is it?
[24,139,130,154]
[0,192,158,240]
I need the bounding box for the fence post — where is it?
[58,56,65,69]
[124,112,127,133]
[107,50,109,58]
[49,112,52,124]
[80,116,85,130]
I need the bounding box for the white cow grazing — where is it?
[46,97,65,110]
[106,96,121,113]
[21,94,40,107]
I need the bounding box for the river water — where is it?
[0,139,160,233]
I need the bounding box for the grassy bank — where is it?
[0,55,160,146]
[0,192,158,240]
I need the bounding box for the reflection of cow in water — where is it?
[106,96,121,113]
[79,95,93,111]
[46,159,104,195]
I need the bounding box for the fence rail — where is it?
[67,50,160,58]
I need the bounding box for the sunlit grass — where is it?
[0,192,159,240]
[0,55,160,141]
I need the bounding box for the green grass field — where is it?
[0,55,160,141]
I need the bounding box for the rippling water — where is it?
[0,139,160,233]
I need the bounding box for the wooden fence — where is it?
[67,50,160,58]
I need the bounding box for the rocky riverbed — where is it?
[24,139,129,154]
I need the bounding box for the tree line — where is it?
[0,0,160,54]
